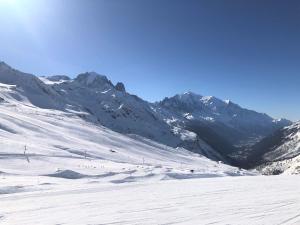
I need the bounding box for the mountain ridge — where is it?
[0,61,292,166]
[245,121,300,174]
[158,91,291,147]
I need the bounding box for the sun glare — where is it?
[0,0,16,5]
[0,0,20,10]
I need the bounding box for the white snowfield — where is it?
[1,175,300,225]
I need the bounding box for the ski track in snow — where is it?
[1,175,300,225]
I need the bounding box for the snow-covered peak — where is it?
[224,99,231,104]
[179,91,203,99]
[201,95,214,102]
[47,75,70,82]
[76,72,107,84]
[0,61,38,86]
[163,92,235,109]
[159,91,291,145]
[74,72,113,89]
[0,61,64,109]
[161,92,202,109]
[200,95,227,107]
[161,92,235,112]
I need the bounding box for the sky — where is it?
[0,0,299,121]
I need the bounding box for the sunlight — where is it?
[0,0,43,47]
[0,0,18,6]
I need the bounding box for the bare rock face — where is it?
[115,82,126,92]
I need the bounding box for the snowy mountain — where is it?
[0,61,290,166]
[0,62,226,164]
[3,61,300,225]
[246,122,300,174]
[0,61,250,184]
[0,96,243,179]
[159,92,291,147]
[39,75,70,85]
[50,72,227,161]
[0,62,63,109]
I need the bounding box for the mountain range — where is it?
[0,61,297,172]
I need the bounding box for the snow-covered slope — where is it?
[0,61,290,166]
[38,75,70,85]
[0,85,259,224]
[5,61,300,225]
[0,92,247,179]
[159,92,291,146]
[2,175,300,225]
[0,61,246,177]
[0,98,297,225]
[49,72,225,160]
[0,62,63,109]
[0,62,226,161]
[247,122,300,174]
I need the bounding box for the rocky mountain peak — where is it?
[75,72,113,89]
[115,82,126,92]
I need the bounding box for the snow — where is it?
[0,64,226,162]
[256,122,300,174]
[0,82,265,225]
[0,95,293,225]
[172,126,197,141]
[85,72,98,84]
[0,100,246,178]
[75,72,112,87]
[224,99,231,104]
[268,129,300,160]
[159,91,291,146]
[0,62,292,164]
[1,175,300,224]
[0,61,299,224]
[38,76,70,85]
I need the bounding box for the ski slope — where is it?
[1,175,300,225]
[0,99,245,178]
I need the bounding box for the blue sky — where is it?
[0,0,299,121]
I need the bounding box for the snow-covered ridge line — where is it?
[0,61,291,166]
[246,121,300,174]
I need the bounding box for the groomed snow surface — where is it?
[1,175,300,225]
